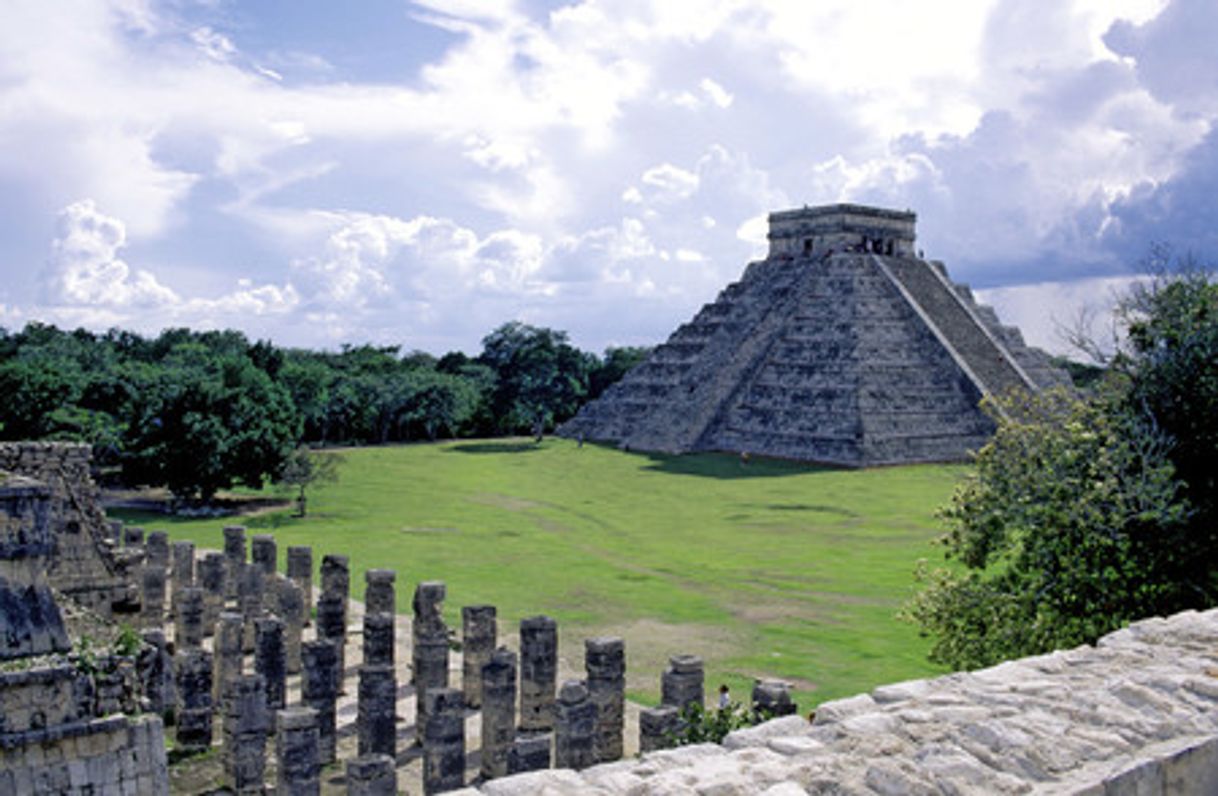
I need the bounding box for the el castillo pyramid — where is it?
[558,204,1070,466]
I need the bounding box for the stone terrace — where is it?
[460,608,1218,794]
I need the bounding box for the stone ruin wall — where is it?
[0,463,169,795]
[468,608,1218,795]
[0,442,130,616]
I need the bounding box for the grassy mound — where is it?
[111,438,966,707]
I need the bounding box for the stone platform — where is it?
[459,608,1218,794]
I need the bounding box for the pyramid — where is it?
[558,204,1070,466]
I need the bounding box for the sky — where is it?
[2,0,1216,358]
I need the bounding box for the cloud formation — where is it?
[1,0,1216,357]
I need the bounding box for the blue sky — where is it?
[2,0,1216,356]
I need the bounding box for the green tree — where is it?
[902,388,1189,669]
[275,447,342,517]
[479,321,595,439]
[123,345,300,502]
[904,264,1218,670]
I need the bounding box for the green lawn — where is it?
[110,438,966,708]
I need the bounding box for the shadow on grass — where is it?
[635,449,844,480]
[446,440,541,454]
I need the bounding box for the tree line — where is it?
[0,320,648,501]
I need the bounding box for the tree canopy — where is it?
[904,265,1218,669]
[0,320,649,501]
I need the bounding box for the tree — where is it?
[590,345,651,399]
[904,263,1218,670]
[122,345,300,502]
[478,321,595,440]
[275,447,342,517]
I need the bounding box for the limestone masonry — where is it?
[559,204,1070,465]
[466,608,1218,795]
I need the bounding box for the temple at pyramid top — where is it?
[768,203,917,258]
[558,203,1070,466]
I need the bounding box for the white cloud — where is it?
[1,0,1217,355]
[39,200,298,333]
[977,274,1144,358]
[44,200,179,307]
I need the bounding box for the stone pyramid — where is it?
[558,204,1069,466]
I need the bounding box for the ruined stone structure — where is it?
[470,609,1218,795]
[553,680,597,771]
[585,636,626,764]
[559,204,1069,466]
[0,463,169,794]
[422,687,465,794]
[0,473,68,658]
[0,442,130,615]
[462,603,496,708]
[661,653,704,712]
[519,614,558,732]
[481,647,519,780]
[276,706,320,795]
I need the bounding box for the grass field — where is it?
[110,438,967,708]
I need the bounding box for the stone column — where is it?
[170,539,194,619]
[480,647,517,780]
[461,605,496,708]
[346,754,396,796]
[213,611,244,706]
[639,705,679,753]
[250,534,277,576]
[507,734,551,775]
[223,525,246,600]
[661,654,704,713]
[255,615,286,713]
[198,551,226,635]
[140,563,166,629]
[422,687,465,795]
[319,554,349,683]
[519,615,557,732]
[320,553,350,602]
[223,673,268,795]
[315,592,347,688]
[238,562,264,653]
[585,636,625,763]
[554,680,596,771]
[301,639,340,765]
[357,663,397,758]
[176,648,214,753]
[136,629,175,721]
[276,706,320,796]
[287,545,313,625]
[363,611,395,667]
[123,525,145,548]
[411,580,447,682]
[276,578,305,675]
[365,568,396,615]
[412,581,449,740]
[145,530,170,572]
[174,587,206,651]
[752,678,797,719]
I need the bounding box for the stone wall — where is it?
[463,608,1218,795]
[0,465,170,796]
[0,442,128,616]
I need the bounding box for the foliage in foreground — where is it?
[667,702,781,747]
[904,265,1218,670]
